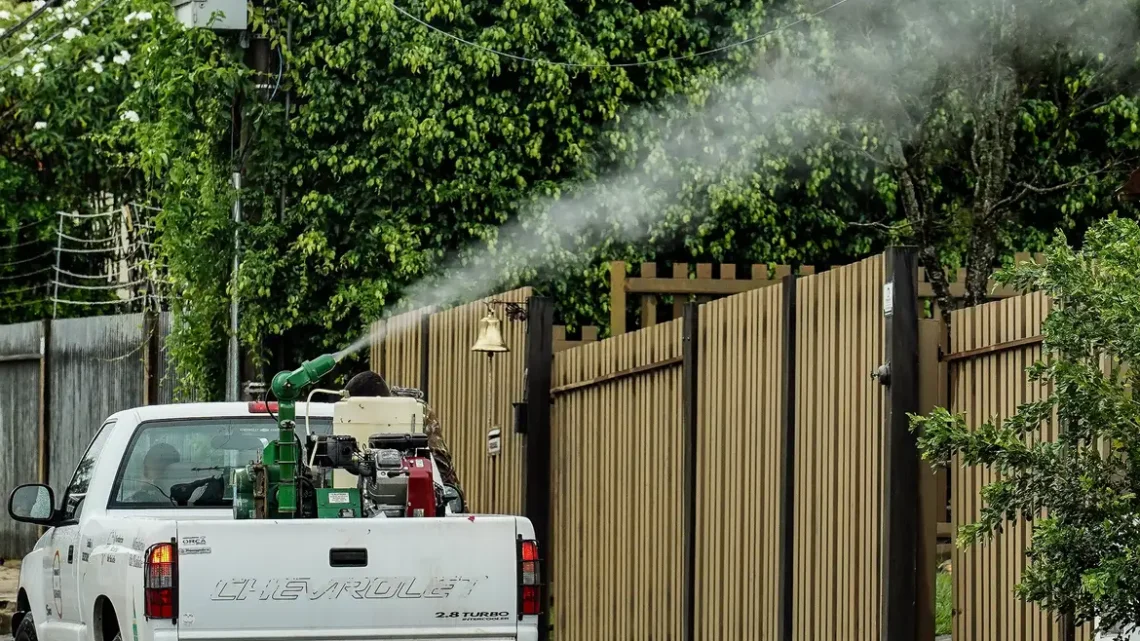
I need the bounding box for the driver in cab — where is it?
[126,442,180,503]
[127,442,225,505]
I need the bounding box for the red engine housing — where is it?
[403,456,436,517]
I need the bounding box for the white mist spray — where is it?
[332,0,1138,360]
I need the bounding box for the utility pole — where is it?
[227,170,241,401]
[170,0,250,402]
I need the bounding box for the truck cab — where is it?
[7,401,542,641]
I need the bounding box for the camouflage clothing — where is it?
[390,385,460,491]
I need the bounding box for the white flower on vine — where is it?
[0,11,10,20]
[0,29,6,36]
[61,27,82,40]
[31,62,45,75]
[30,1,45,10]
[64,0,77,8]
[86,85,94,92]
[136,10,152,20]
[80,17,88,25]
[120,110,139,123]
[11,66,24,77]
[124,11,136,22]
[33,121,47,130]
[40,44,51,52]
[96,55,104,63]
[112,50,130,65]
[86,60,103,74]
[19,31,34,41]
[133,80,140,89]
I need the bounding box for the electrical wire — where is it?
[52,278,146,290]
[54,264,140,279]
[51,294,146,305]
[0,282,47,295]
[0,250,53,267]
[0,0,115,75]
[0,0,61,53]
[0,236,48,251]
[54,244,141,254]
[57,231,122,244]
[0,266,50,280]
[0,298,47,311]
[389,0,854,69]
[54,206,115,219]
[4,218,53,233]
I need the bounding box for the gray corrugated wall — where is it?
[48,314,148,496]
[0,321,44,560]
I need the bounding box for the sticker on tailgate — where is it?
[435,611,509,622]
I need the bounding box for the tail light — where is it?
[518,538,542,617]
[248,401,278,413]
[144,541,177,621]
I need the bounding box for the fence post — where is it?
[38,318,51,486]
[420,312,431,402]
[143,311,160,405]
[881,247,921,641]
[778,274,798,641]
[681,302,699,641]
[610,261,627,336]
[522,295,553,641]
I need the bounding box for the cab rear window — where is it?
[108,417,332,509]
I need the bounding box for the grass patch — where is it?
[936,567,952,636]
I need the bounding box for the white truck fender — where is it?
[17,529,51,634]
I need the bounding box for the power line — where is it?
[0,0,61,53]
[0,266,50,280]
[0,0,116,75]
[52,278,146,290]
[51,294,145,306]
[0,236,48,251]
[55,207,115,219]
[0,249,53,267]
[3,218,53,233]
[389,0,854,69]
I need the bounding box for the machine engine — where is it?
[229,352,463,520]
[309,431,445,518]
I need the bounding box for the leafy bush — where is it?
[915,216,1140,633]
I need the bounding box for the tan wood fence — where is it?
[793,254,888,641]
[364,250,1090,641]
[369,287,532,515]
[947,291,1093,641]
[550,320,686,641]
[695,280,786,641]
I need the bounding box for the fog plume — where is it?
[337,0,1138,357]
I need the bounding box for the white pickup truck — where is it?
[6,401,541,641]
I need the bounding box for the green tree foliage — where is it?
[914,216,1140,633]
[1,0,1138,399]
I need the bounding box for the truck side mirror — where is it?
[443,485,465,514]
[8,483,58,526]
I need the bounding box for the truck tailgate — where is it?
[174,517,522,640]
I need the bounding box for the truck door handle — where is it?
[329,548,367,567]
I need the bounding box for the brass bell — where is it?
[471,310,509,354]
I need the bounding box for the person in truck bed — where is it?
[343,371,462,494]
